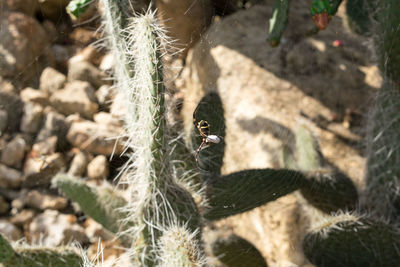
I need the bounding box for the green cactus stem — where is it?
[0,234,14,263]
[211,233,267,267]
[53,174,130,241]
[204,169,306,220]
[156,225,205,267]
[376,0,400,83]
[301,169,358,213]
[295,126,321,172]
[268,0,291,47]
[294,126,358,213]
[303,214,400,266]
[364,0,400,221]
[1,235,82,267]
[365,82,400,221]
[101,2,203,264]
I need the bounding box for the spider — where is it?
[193,106,221,169]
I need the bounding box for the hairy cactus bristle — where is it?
[101,1,202,264]
[364,82,400,220]
[0,235,82,267]
[156,225,205,267]
[53,174,129,241]
[303,212,400,266]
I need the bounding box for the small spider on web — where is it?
[193,104,222,171]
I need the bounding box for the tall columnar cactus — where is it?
[294,126,400,266]
[364,0,400,222]
[100,2,202,265]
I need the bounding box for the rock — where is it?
[93,112,122,127]
[110,91,128,119]
[87,239,125,263]
[29,210,89,246]
[51,44,72,72]
[32,135,58,155]
[3,0,38,17]
[99,53,114,72]
[0,91,24,133]
[20,102,44,134]
[0,163,23,189]
[50,81,98,119]
[0,12,53,88]
[10,209,36,227]
[0,220,22,241]
[87,155,109,180]
[0,110,8,135]
[10,189,28,211]
[68,150,89,177]
[23,152,65,187]
[69,45,103,66]
[0,77,17,94]
[42,20,59,41]
[40,67,67,95]
[20,87,49,106]
[37,0,70,21]
[24,190,68,210]
[83,218,113,243]
[69,27,99,46]
[67,120,124,156]
[95,85,114,109]
[36,109,70,151]
[0,196,9,214]
[156,0,213,58]
[0,187,22,202]
[68,60,106,89]
[0,135,27,168]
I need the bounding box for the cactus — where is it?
[295,125,400,265]
[211,233,268,267]
[204,169,306,220]
[98,2,202,265]
[268,0,291,47]
[303,212,400,266]
[364,0,400,221]
[0,234,82,266]
[267,0,344,46]
[293,126,358,213]
[53,174,130,241]
[67,0,93,18]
